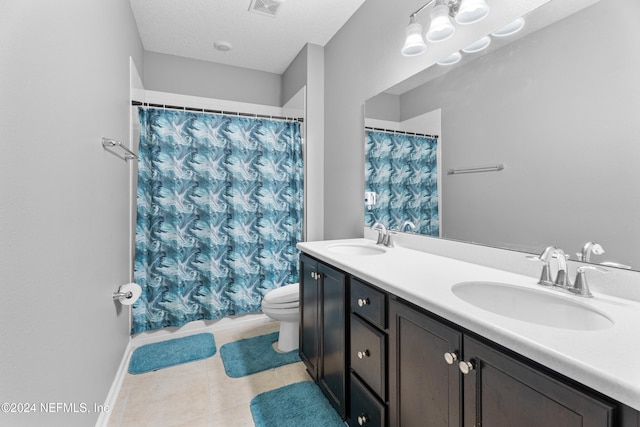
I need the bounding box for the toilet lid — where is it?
[263,283,299,304]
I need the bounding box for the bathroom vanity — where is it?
[298,239,640,427]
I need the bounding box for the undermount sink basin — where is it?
[451,282,614,331]
[326,243,387,256]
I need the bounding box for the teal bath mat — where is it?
[251,382,344,427]
[220,332,300,378]
[128,333,216,374]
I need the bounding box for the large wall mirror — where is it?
[365,0,640,270]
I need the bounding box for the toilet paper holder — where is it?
[112,290,133,301]
[113,282,142,305]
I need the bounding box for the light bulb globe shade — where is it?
[491,18,525,37]
[401,21,427,56]
[462,36,491,53]
[437,51,462,65]
[455,0,490,24]
[426,4,455,43]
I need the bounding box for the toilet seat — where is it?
[261,300,298,310]
[262,283,299,305]
[260,304,299,315]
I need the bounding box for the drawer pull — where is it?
[444,351,459,365]
[357,414,370,425]
[357,298,370,307]
[357,349,370,359]
[459,360,476,375]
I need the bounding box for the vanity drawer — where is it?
[351,278,386,329]
[351,314,386,399]
[350,372,386,427]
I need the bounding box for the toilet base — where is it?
[276,320,299,352]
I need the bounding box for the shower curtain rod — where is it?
[365,126,439,139]
[132,100,303,123]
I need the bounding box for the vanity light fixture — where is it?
[401,16,428,56]
[426,0,456,42]
[401,0,490,56]
[462,35,491,53]
[437,51,462,65]
[455,0,491,24]
[491,17,525,37]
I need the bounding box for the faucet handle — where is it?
[526,255,553,286]
[571,266,608,298]
[371,222,386,245]
[383,230,397,248]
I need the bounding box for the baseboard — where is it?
[95,313,272,426]
[95,339,133,427]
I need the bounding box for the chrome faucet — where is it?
[531,246,570,288]
[578,242,605,262]
[570,265,608,298]
[371,222,387,245]
[553,247,571,289]
[401,220,416,232]
[371,222,395,247]
[530,246,607,297]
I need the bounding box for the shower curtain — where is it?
[364,130,439,236]
[132,108,303,334]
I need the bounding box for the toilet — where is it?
[261,283,299,352]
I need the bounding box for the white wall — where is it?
[144,51,282,107]
[0,1,143,426]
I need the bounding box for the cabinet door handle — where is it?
[311,271,319,280]
[357,298,370,307]
[444,351,459,365]
[357,349,370,359]
[459,360,476,374]
[357,414,370,425]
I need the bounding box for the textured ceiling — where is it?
[130,0,367,74]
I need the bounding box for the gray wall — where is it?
[144,51,282,106]
[399,0,640,266]
[0,1,143,426]
[365,92,400,122]
[282,45,308,107]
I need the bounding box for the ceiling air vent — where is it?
[249,0,284,17]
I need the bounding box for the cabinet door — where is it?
[389,299,462,427]
[319,262,347,418]
[299,254,319,381]
[462,336,616,427]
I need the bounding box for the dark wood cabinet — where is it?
[462,335,616,427]
[299,253,347,419]
[389,297,617,427]
[351,372,386,427]
[349,279,388,427]
[300,254,320,380]
[389,299,462,427]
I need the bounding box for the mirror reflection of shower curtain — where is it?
[364,130,439,236]
[132,108,303,334]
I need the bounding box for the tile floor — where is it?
[107,321,312,427]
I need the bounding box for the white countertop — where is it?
[297,238,640,411]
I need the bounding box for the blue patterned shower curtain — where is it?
[132,108,303,334]
[364,130,439,236]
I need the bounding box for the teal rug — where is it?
[220,332,300,378]
[128,333,216,374]
[251,382,344,427]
